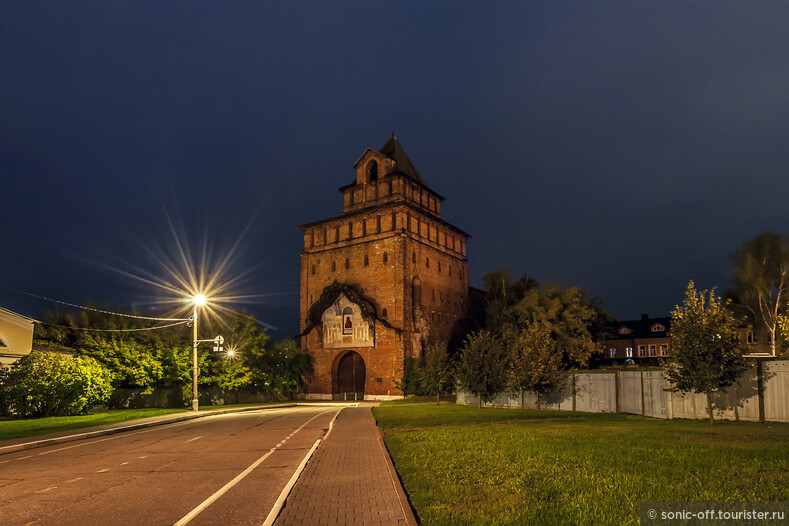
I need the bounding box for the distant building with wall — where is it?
[298,136,470,400]
[0,307,35,369]
[604,313,776,366]
[604,314,671,366]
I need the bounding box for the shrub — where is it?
[6,352,114,417]
[0,368,11,416]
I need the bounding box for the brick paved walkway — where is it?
[274,406,417,526]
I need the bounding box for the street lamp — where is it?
[191,295,204,411]
[190,294,222,412]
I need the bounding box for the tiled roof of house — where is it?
[607,315,671,340]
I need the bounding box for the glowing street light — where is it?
[190,294,226,411]
[191,295,203,412]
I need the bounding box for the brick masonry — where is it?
[273,406,417,526]
[298,138,469,397]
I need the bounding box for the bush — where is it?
[0,368,11,416]
[5,352,114,417]
[398,357,426,395]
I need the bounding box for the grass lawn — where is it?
[0,408,187,441]
[0,402,282,441]
[379,395,456,406]
[374,404,789,525]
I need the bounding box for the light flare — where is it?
[79,203,288,331]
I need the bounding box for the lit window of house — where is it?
[648,344,657,357]
[626,347,633,358]
[651,323,665,332]
[660,344,668,357]
[747,331,756,345]
[610,348,616,358]
[618,326,632,335]
[638,345,646,357]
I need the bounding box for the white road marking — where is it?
[173,409,336,526]
[96,468,110,473]
[185,436,203,443]
[18,455,32,460]
[10,410,296,460]
[120,462,130,465]
[139,455,148,459]
[262,438,322,526]
[66,477,83,483]
[35,486,57,493]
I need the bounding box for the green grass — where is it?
[378,395,456,406]
[0,402,285,441]
[0,408,188,441]
[374,405,789,525]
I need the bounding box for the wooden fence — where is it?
[456,359,789,423]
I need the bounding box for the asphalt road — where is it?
[0,406,341,526]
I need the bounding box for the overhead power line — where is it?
[0,284,190,322]
[34,320,191,332]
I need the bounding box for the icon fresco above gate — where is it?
[321,293,374,348]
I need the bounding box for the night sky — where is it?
[2,1,789,338]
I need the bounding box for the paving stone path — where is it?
[274,406,416,526]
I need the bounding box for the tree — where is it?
[419,341,453,404]
[77,333,165,393]
[731,232,789,356]
[32,308,312,405]
[506,323,567,410]
[779,315,789,353]
[482,269,539,333]
[664,281,747,425]
[456,330,509,407]
[481,270,610,368]
[6,352,113,417]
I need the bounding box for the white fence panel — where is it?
[717,364,760,422]
[619,371,643,415]
[455,360,788,422]
[456,389,479,406]
[487,390,521,408]
[539,385,574,411]
[575,373,616,413]
[670,391,707,420]
[669,365,760,422]
[764,360,789,423]
[642,371,669,419]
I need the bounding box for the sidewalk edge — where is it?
[377,426,420,526]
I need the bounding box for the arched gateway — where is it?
[333,351,365,401]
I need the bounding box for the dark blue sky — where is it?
[2,1,789,337]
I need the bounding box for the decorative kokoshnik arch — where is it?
[298,282,401,349]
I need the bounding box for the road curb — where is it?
[0,403,297,456]
[262,408,344,526]
[378,426,420,526]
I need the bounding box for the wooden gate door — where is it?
[335,351,365,400]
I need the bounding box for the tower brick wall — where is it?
[298,137,469,399]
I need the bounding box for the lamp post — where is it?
[191,294,206,411]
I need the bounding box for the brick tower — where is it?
[298,136,469,400]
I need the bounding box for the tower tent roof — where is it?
[378,136,426,186]
[352,135,427,187]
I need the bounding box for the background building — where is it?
[604,314,671,366]
[298,136,469,399]
[0,307,35,369]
